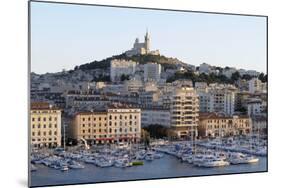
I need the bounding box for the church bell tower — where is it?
[144,29,150,53]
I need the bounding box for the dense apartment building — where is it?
[198,113,252,138]
[196,84,236,115]
[70,107,141,144]
[110,59,137,82]
[30,102,62,147]
[144,62,161,82]
[170,87,199,138]
[141,108,171,127]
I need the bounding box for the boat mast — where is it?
[63,123,66,150]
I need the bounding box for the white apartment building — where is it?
[30,102,61,148]
[247,98,267,117]
[144,62,161,82]
[141,109,171,127]
[170,87,199,138]
[196,85,236,115]
[248,78,262,93]
[124,79,143,93]
[222,67,237,78]
[110,59,137,82]
[199,63,211,74]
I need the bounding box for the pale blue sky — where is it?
[30,1,267,74]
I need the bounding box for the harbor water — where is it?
[31,154,267,187]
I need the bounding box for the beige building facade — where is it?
[30,102,62,147]
[198,113,252,138]
[170,87,199,138]
[71,107,141,144]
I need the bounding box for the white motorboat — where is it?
[96,158,114,168]
[116,142,129,150]
[195,156,230,167]
[68,161,85,169]
[191,154,206,165]
[114,158,130,168]
[228,153,259,164]
[245,155,259,163]
[153,153,163,159]
[60,165,69,172]
[84,158,96,164]
[181,154,193,163]
[31,164,37,172]
[145,151,155,161]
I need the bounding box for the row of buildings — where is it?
[30,86,257,147]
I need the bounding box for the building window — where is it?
[54,117,57,121]
[88,117,91,121]
[43,132,46,136]
[54,124,57,128]
[82,118,85,121]
[43,117,46,122]
[109,115,112,120]
[43,124,46,128]
[82,124,85,127]
[37,124,40,128]
[49,131,52,135]
[37,131,41,136]
[49,124,52,128]
[99,117,101,121]
[32,124,35,129]
[88,129,91,133]
[120,115,122,119]
[38,117,41,121]
[32,132,35,136]
[32,118,35,122]
[49,117,52,121]
[54,131,57,135]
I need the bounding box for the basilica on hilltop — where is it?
[125,30,160,57]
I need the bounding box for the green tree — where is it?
[120,74,130,81]
[231,71,241,81]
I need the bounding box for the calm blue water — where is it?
[31,155,267,187]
